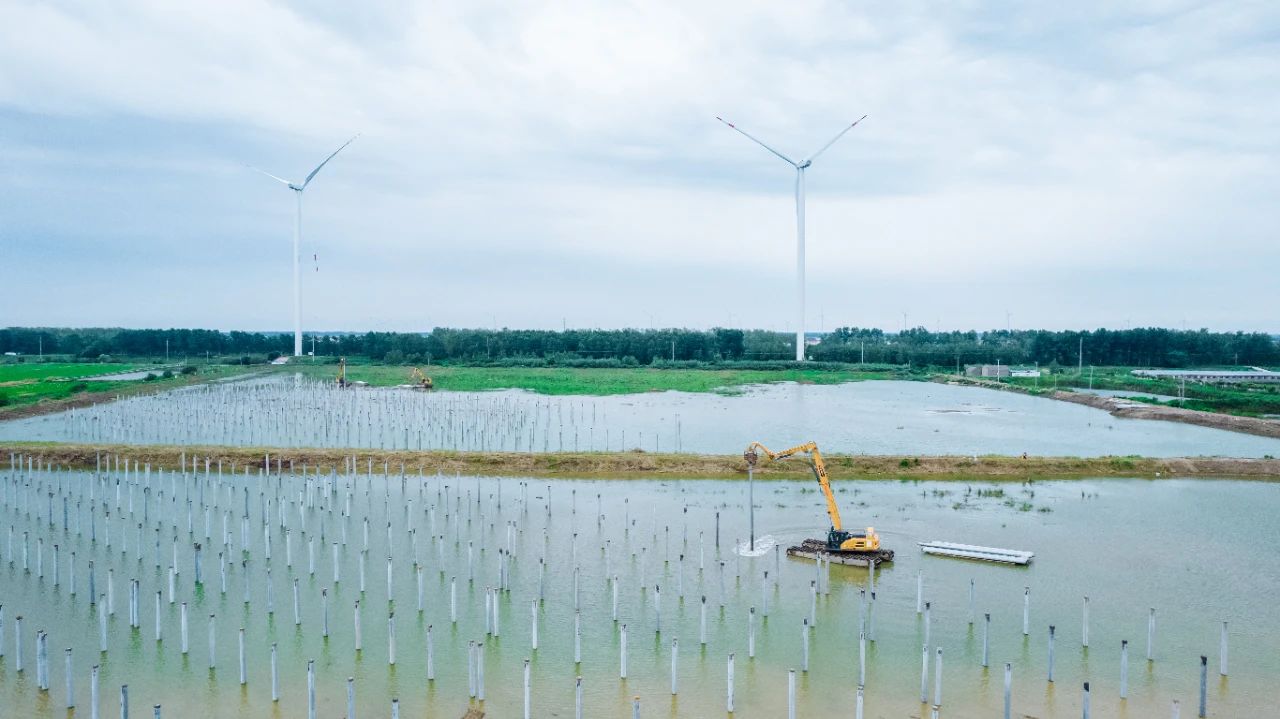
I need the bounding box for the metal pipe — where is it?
[802,618,810,672]
[1003,663,1012,719]
[1219,621,1228,676]
[670,638,679,694]
[726,653,735,713]
[933,646,943,706]
[1199,655,1207,717]
[1082,596,1090,648]
[1120,639,1129,698]
[920,642,929,702]
[523,659,531,719]
[620,623,628,678]
[787,668,796,719]
[1048,625,1056,682]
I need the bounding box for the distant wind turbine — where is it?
[717,116,866,361]
[249,135,359,357]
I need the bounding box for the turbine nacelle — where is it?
[797,160,812,169]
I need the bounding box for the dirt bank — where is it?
[4,442,1277,479]
[1051,390,1280,439]
[941,376,1280,440]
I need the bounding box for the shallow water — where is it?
[3,376,1279,457]
[1,462,1276,717]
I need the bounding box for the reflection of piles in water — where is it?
[55,377,700,453]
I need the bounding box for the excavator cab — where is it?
[829,527,880,552]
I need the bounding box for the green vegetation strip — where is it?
[291,363,899,395]
[0,363,242,418]
[4,443,1278,479]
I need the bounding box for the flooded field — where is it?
[4,376,1279,457]
[1,455,1276,717]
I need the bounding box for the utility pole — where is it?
[1078,336,1084,376]
[39,336,43,358]
[165,339,169,363]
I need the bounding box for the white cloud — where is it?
[0,0,1276,332]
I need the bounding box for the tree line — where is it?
[809,327,1279,368]
[2,326,1276,368]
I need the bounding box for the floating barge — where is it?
[918,541,1034,565]
[786,538,895,567]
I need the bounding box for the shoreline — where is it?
[939,375,1280,440]
[5,442,1278,479]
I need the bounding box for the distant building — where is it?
[965,364,1010,378]
[1131,368,1280,384]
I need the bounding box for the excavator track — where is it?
[786,538,895,567]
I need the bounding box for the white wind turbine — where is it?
[250,135,359,357]
[717,116,866,361]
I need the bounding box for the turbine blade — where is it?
[716,117,796,166]
[246,165,293,186]
[301,134,360,189]
[805,115,867,163]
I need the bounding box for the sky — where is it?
[1,1,1277,334]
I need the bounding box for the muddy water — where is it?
[1,467,1276,718]
[3,377,1279,457]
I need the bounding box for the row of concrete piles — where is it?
[0,451,1233,717]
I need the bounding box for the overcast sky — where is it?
[1,1,1276,333]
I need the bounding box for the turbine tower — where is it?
[250,135,359,357]
[716,116,865,361]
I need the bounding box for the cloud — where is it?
[0,0,1276,332]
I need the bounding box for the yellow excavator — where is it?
[745,441,894,565]
[409,367,433,390]
[335,358,368,388]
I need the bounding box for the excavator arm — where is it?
[744,441,843,531]
[744,440,887,557]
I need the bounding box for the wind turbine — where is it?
[249,135,359,357]
[717,116,865,361]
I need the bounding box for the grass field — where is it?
[0,362,137,382]
[289,362,904,395]
[0,362,235,414]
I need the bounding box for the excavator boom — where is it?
[745,441,842,530]
[745,440,892,561]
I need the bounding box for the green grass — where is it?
[1002,366,1280,418]
[0,362,136,382]
[291,363,898,395]
[0,362,238,412]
